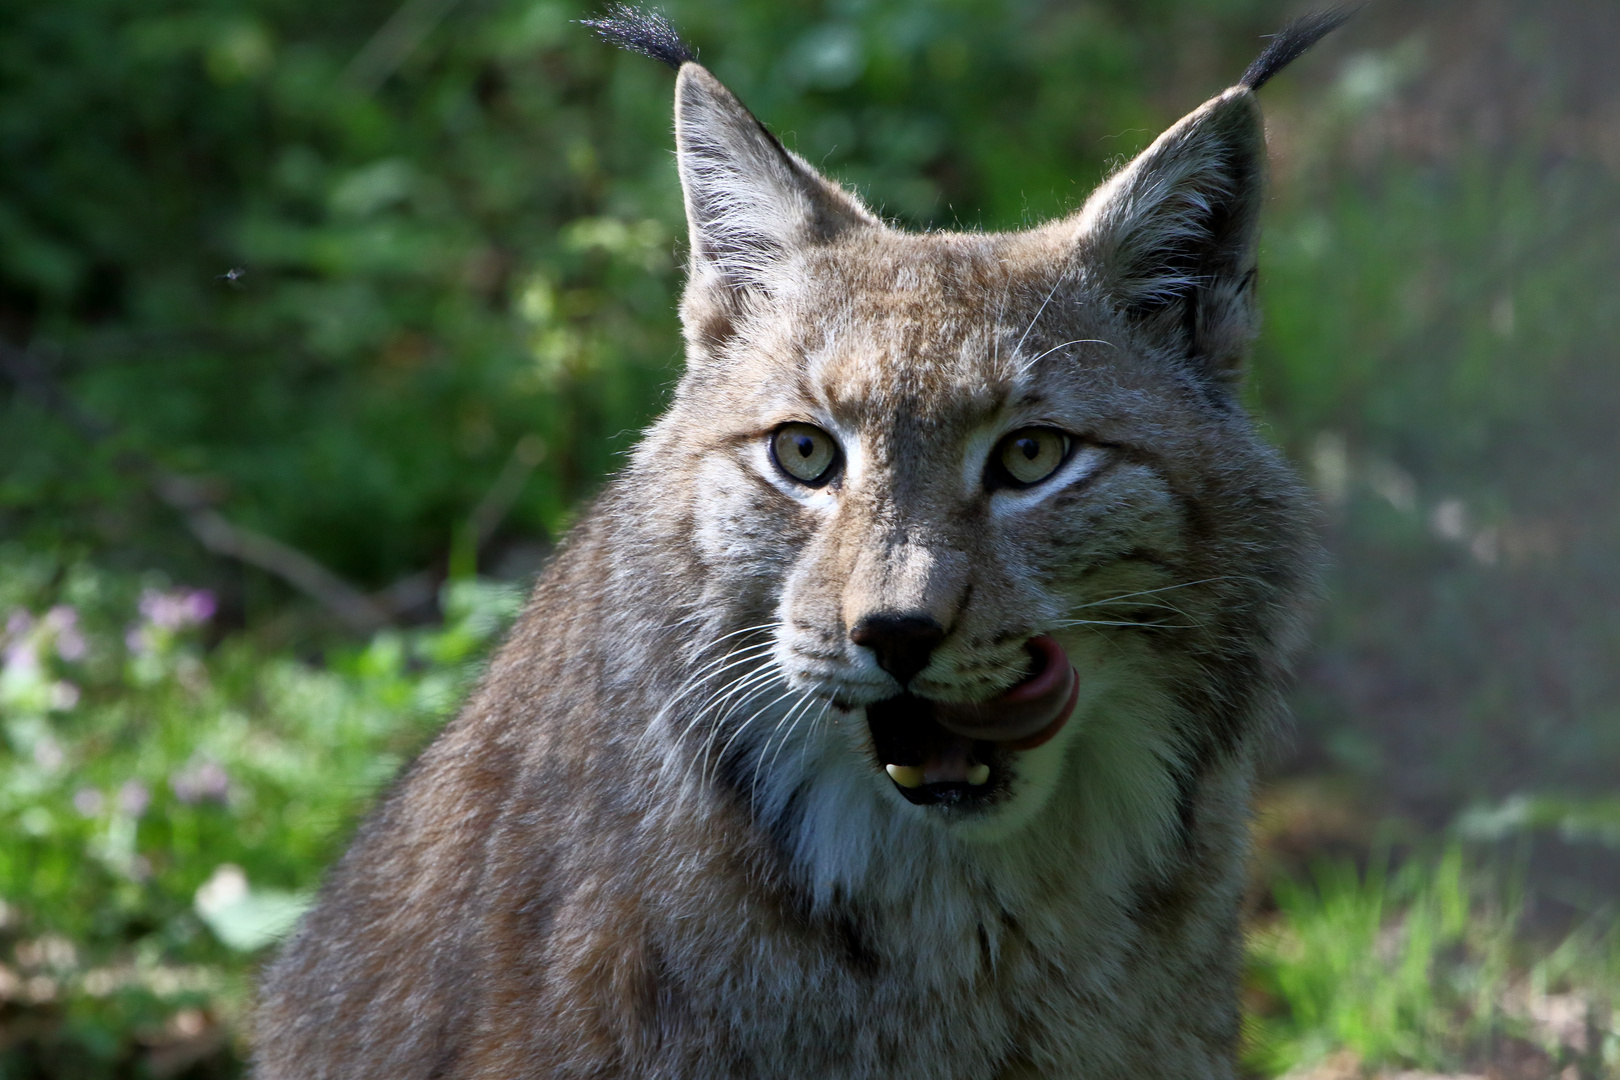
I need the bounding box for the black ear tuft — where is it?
[1238,6,1360,91]
[580,4,696,70]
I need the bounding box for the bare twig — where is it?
[2,336,389,632]
[2,334,545,632]
[179,506,389,633]
[469,434,546,551]
[344,0,464,95]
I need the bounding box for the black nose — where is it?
[850,614,946,686]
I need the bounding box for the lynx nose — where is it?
[850,614,945,686]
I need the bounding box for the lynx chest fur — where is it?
[256,11,1343,1079]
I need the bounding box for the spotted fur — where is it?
[255,17,1336,1079]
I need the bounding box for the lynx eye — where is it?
[770,423,839,486]
[994,427,1071,487]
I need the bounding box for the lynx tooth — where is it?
[884,764,925,788]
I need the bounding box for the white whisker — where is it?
[707,680,799,791]
[1016,337,1117,377]
[751,689,819,798]
[642,638,780,758]
[1012,274,1064,361]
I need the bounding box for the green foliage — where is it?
[0,549,518,1072]
[0,0,1284,601]
[1,0,690,591]
[1246,844,1619,1078]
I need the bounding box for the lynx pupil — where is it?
[996,427,1069,486]
[772,423,837,485]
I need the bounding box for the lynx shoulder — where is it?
[255,10,1347,1078]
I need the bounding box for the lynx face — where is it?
[636,62,1315,867]
[681,241,1192,831]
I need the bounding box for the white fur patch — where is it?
[733,630,1187,923]
[989,444,1111,517]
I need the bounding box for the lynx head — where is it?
[590,10,1330,893]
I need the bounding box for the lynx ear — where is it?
[1072,88,1266,380]
[675,64,880,292]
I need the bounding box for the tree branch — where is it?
[2,336,389,632]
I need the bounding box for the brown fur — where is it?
[256,37,1323,1080]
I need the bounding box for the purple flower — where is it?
[138,588,217,631]
[45,606,87,662]
[117,780,151,818]
[73,787,105,817]
[5,609,33,639]
[170,759,231,805]
[3,639,39,679]
[189,590,218,623]
[125,626,151,656]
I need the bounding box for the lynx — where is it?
[256,8,1344,1078]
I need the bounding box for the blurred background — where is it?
[1,0,1616,1075]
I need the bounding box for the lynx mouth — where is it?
[867,636,1079,807]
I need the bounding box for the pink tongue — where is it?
[931,635,1078,750]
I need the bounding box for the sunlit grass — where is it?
[1245,844,1619,1078]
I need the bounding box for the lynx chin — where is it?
[256,8,1346,1078]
